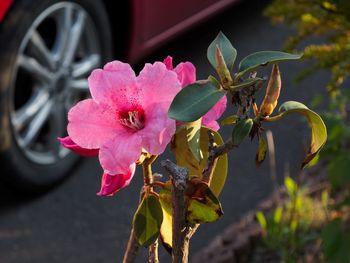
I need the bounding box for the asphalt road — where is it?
[0,1,329,262]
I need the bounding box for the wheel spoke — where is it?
[63,10,86,66]
[71,54,100,78]
[48,101,67,156]
[18,54,54,83]
[69,78,88,92]
[13,90,50,131]
[20,99,53,148]
[28,30,55,70]
[53,5,73,62]
[55,6,87,67]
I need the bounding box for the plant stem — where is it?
[143,155,157,186]
[123,188,145,263]
[202,131,218,184]
[202,135,234,183]
[122,228,139,263]
[142,155,160,263]
[266,130,280,204]
[161,160,189,263]
[149,239,159,263]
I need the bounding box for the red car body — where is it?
[0,0,12,21]
[0,0,237,63]
[127,0,237,62]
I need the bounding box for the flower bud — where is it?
[259,64,281,117]
[215,46,233,89]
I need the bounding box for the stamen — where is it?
[119,111,144,131]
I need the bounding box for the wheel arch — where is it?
[101,0,132,61]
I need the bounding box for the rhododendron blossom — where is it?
[97,164,136,196]
[59,135,135,196]
[59,136,133,196]
[63,61,180,194]
[58,136,99,157]
[163,56,227,131]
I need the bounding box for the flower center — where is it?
[119,110,144,131]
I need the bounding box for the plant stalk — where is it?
[149,239,159,263]
[122,228,139,263]
[143,155,160,263]
[123,187,145,263]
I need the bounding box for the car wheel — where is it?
[0,0,112,192]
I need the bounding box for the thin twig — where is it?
[202,131,218,183]
[266,130,280,204]
[143,155,157,186]
[149,239,159,263]
[123,188,145,263]
[142,159,160,263]
[214,139,234,157]
[122,228,139,263]
[202,136,234,183]
[187,224,200,239]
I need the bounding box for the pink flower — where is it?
[59,135,134,195]
[58,136,99,156]
[164,56,227,131]
[67,61,181,177]
[97,164,136,196]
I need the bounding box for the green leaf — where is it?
[328,154,350,188]
[187,183,223,224]
[133,195,163,247]
[184,119,203,161]
[238,51,302,76]
[322,219,350,262]
[273,207,283,224]
[172,127,228,196]
[290,219,298,233]
[232,118,254,146]
[336,196,350,210]
[159,182,172,250]
[284,176,297,195]
[256,134,267,166]
[221,115,238,126]
[169,81,226,122]
[310,94,323,108]
[256,211,267,230]
[321,190,329,208]
[208,75,221,89]
[269,101,327,168]
[307,153,320,167]
[207,31,237,71]
[231,77,263,91]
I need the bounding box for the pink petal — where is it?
[202,120,220,131]
[139,102,176,155]
[137,62,181,108]
[202,95,227,131]
[163,56,173,70]
[58,136,99,156]
[67,99,121,149]
[88,61,139,109]
[99,131,142,175]
[97,164,136,196]
[174,62,196,87]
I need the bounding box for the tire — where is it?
[0,0,112,193]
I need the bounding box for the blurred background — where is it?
[0,0,349,262]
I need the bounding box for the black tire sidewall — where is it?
[0,0,112,192]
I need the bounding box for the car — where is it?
[0,0,237,192]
